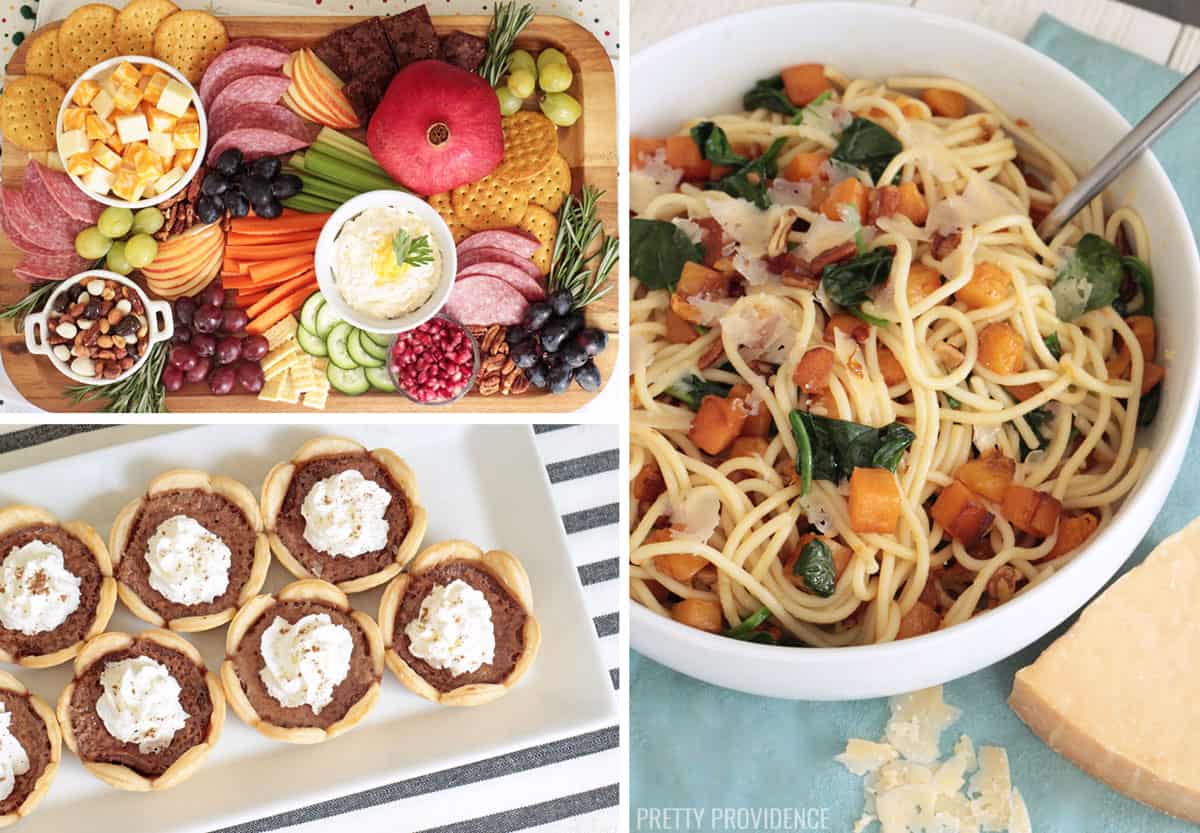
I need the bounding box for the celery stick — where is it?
[305,147,398,193]
[311,139,391,180]
[283,194,339,213]
[316,128,375,166]
[298,172,358,204]
[288,153,306,172]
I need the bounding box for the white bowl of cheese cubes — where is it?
[56,56,206,209]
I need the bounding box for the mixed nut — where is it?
[46,278,149,380]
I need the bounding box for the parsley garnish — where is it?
[392,229,434,269]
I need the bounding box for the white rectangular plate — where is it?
[0,424,617,833]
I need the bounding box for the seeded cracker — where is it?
[448,222,471,243]
[451,175,531,231]
[493,111,558,181]
[57,4,118,77]
[116,0,180,56]
[1,76,65,151]
[25,25,75,87]
[153,10,228,84]
[518,205,558,276]
[527,153,571,213]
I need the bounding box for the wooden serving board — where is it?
[0,14,617,413]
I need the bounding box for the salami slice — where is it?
[456,246,541,280]
[456,263,545,302]
[456,229,541,260]
[228,38,290,55]
[198,45,289,109]
[0,188,73,256]
[20,165,87,251]
[444,275,529,326]
[207,74,291,132]
[206,129,314,165]
[210,102,317,145]
[27,162,102,225]
[14,252,91,284]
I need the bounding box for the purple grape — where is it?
[240,335,269,362]
[169,344,198,372]
[200,283,225,309]
[208,366,235,395]
[191,332,216,358]
[221,307,249,334]
[174,296,196,327]
[215,336,242,365]
[184,356,211,384]
[235,361,265,393]
[193,304,223,334]
[161,365,184,392]
[171,326,192,346]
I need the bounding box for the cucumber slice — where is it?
[326,363,369,395]
[326,322,358,370]
[359,334,390,361]
[299,291,325,334]
[365,364,396,392]
[296,325,328,357]
[360,329,392,348]
[315,301,342,338]
[346,329,384,368]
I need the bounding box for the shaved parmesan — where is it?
[706,196,777,258]
[926,178,1022,234]
[799,494,834,535]
[630,149,683,215]
[886,687,962,764]
[973,424,1002,454]
[734,250,772,286]
[688,296,734,326]
[1007,790,1032,833]
[669,486,721,542]
[768,178,814,207]
[721,297,795,364]
[801,214,862,260]
[902,121,961,183]
[877,214,932,243]
[837,740,901,776]
[671,217,705,245]
[967,747,1013,831]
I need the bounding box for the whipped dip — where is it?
[146,515,231,606]
[332,206,443,320]
[0,540,82,635]
[301,470,391,558]
[96,656,189,754]
[259,614,353,714]
[405,579,495,677]
[0,703,29,801]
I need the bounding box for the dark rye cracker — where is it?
[379,6,439,69]
[312,17,396,84]
[439,31,487,72]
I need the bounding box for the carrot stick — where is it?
[222,257,249,274]
[230,211,331,235]
[222,276,259,290]
[234,289,269,308]
[229,265,310,290]
[246,271,317,320]
[247,286,314,335]
[247,255,314,284]
[226,230,323,246]
[225,241,317,261]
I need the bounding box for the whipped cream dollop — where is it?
[0,703,29,801]
[96,656,189,754]
[301,470,391,558]
[259,614,353,714]
[0,540,82,635]
[146,515,231,606]
[405,579,495,677]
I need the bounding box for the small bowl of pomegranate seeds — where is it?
[389,315,479,405]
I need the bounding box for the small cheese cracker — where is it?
[527,153,571,213]
[302,389,328,410]
[519,205,558,275]
[25,25,75,87]
[494,111,558,182]
[262,314,299,350]
[448,221,471,244]
[57,4,119,78]
[153,10,228,84]
[452,175,531,231]
[258,374,288,402]
[279,372,301,405]
[1,75,65,151]
[116,0,179,56]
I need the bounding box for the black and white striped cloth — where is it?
[0,424,619,833]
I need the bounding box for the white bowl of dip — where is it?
[314,190,458,334]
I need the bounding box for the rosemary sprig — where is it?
[479,2,536,88]
[0,282,57,332]
[548,185,618,309]
[65,341,169,414]
[391,229,434,268]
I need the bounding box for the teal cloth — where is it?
[631,15,1200,833]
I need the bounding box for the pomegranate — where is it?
[367,60,504,196]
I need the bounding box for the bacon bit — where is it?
[695,217,726,267]
[867,186,902,226]
[930,228,963,259]
[810,241,858,272]
[698,338,725,369]
[781,271,820,290]
[1030,201,1050,226]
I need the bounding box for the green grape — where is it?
[507,68,536,99]
[539,62,573,94]
[105,239,133,275]
[495,86,523,116]
[131,207,165,235]
[97,206,134,238]
[123,233,159,269]
[508,49,536,74]
[539,92,582,127]
[74,226,112,260]
[536,48,568,73]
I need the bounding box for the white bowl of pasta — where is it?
[629,2,1200,700]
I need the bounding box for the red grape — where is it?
[193,304,223,334]
[215,336,242,365]
[191,333,216,358]
[162,365,184,392]
[169,344,198,372]
[174,296,195,327]
[240,335,269,362]
[221,308,249,334]
[235,361,264,393]
[200,282,225,309]
[171,327,192,345]
[185,356,211,384]
[208,365,235,395]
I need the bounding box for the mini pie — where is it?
[0,670,60,827]
[378,540,541,707]
[221,578,384,744]
[56,629,225,791]
[0,505,116,668]
[109,469,271,632]
[261,437,427,593]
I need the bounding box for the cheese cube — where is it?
[82,165,115,195]
[153,166,186,195]
[58,128,89,159]
[173,148,196,169]
[112,61,141,88]
[111,168,144,202]
[146,130,175,163]
[105,132,125,153]
[179,105,199,124]
[85,114,115,141]
[72,79,101,107]
[140,62,158,77]
[143,72,170,106]
[66,153,94,177]
[172,121,201,150]
[98,73,116,99]
[62,107,87,131]
[144,106,177,133]
[90,141,122,171]
[114,113,149,144]
[90,89,115,121]
[133,145,164,180]
[156,78,192,117]
[122,142,142,165]
[112,83,142,114]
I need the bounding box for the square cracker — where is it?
[452,175,531,231]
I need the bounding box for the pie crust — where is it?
[260,437,428,593]
[56,629,225,792]
[221,578,385,744]
[378,540,541,707]
[109,469,271,632]
[0,505,116,669]
[0,670,60,828]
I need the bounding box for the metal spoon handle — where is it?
[1038,64,1200,241]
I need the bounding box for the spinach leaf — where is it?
[689,122,747,167]
[705,137,788,210]
[944,393,962,409]
[724,605,775,643]
[874,422,917,470]
[821,247,894,322]
[1051,233,1123,321]
[831,116,902,184]
[665,374,732,411]
[743,76,798,117]
[794,538,835,597]
[789,90,832,125]
[630,218,704,291]
[1044,333,1063,360]
[789,409,813,496]
[1018,405,1054,461]
[1122,255,1155,317]
[1139,386,1161,427]
[790,410,915,485]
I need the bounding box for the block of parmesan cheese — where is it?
[1010,516,1200,822]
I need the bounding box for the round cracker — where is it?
[1,75,65,151]
[57,4,119,77]
[153,10,228,84]
[493,111,558,182]
[518,205,558,276]
[116,0,179,56]
[527,153,571,213]
[448,222,471,244]
[451,175,531,232]
[25,25,75,86]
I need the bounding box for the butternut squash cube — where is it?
[849,467,901,534]
[931,481,994,545]
[1001,484,1062,537]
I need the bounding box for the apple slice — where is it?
[306,50,346,91]
[291,49,358,129]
